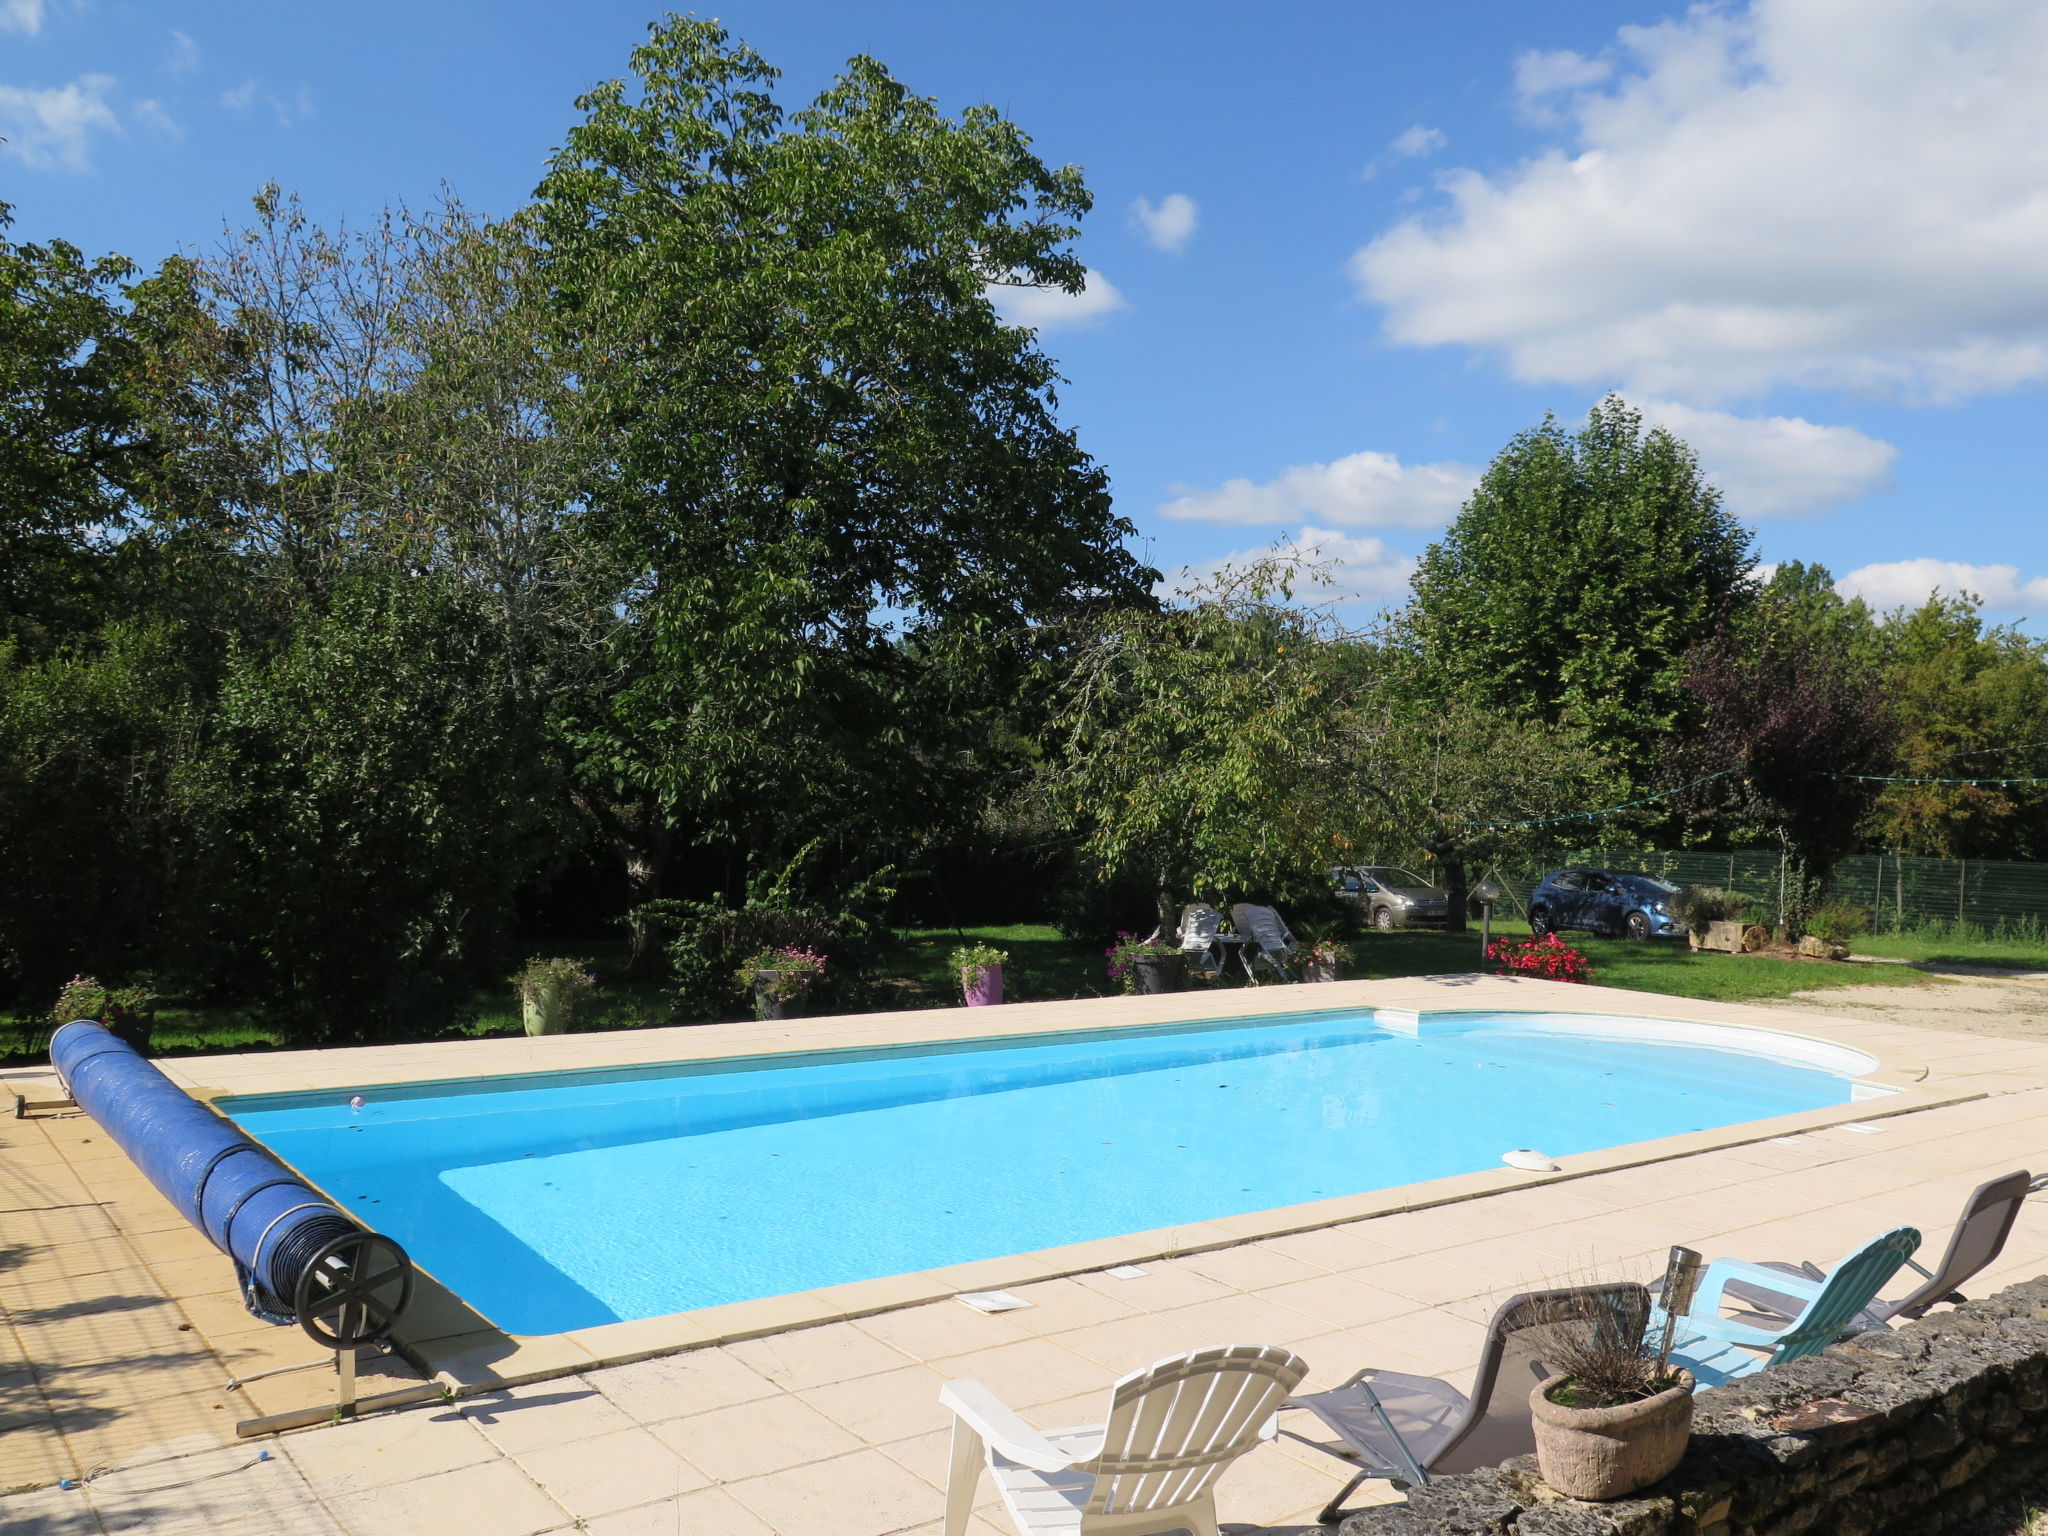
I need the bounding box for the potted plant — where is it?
[738,946,827,1020]
[1528,1285,1695,1501]
[1301,938,1351,983]
[953,943,1008,1007]
[514,957,597,1036]
[1106,933,1184,995]
[52,975,156,1053]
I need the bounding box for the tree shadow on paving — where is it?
[11,1293,172,1326]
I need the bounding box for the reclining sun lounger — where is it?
[1283,1283,1650,1523]
[1711,1169,2029,1332]
[1654,1225,1921,1387]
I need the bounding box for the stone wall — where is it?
[1338,1276,2048,1536]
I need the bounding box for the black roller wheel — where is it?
[1373,906,1398,931]
[1625,910,1653,942]
[1528,905,1553,937]
[294,1231,413,1350]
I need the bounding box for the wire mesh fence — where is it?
[1477,849,2048,932]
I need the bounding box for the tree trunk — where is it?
[1155,871,1181,944]
[1442,854,1470,934]
[572,789,675,977]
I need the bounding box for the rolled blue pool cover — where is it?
[51,1020,364,1324]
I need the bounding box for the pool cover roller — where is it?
[51,1020,405,1329]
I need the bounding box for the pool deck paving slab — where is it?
[6,973,2048,1533]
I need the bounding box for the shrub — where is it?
[1488,933,1596,984]
[1670,886,1757,935]
[1803,900,1871,945]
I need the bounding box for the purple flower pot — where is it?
[963,963,1005,1007]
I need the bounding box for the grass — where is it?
[13,907,2030,1066]
[1847,921,2048,972]
[893,924,1119,1005]
[1350,919,1938,1003]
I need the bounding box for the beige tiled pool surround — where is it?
[144,977,1965,1396]
[9,973,2048,1532]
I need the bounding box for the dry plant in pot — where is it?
[1529,1252,1699,1500]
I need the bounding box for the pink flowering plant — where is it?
[51,975,151,1025]
[738,945,828,1002]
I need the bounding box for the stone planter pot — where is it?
[1132,955,1184,994]
[1531,1370,1694,1501]
[522,983,569,1036]
[752,973,811,1021]
[962,963,1004,1007]
[1302,960,1340,984]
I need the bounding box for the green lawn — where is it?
[1349,921,1936,1002]
[13,910,2024,1065]
[1846,925,2048,972]
[902,920,1947,1007]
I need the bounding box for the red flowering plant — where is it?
[1488,932,1596,984]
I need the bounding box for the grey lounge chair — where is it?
[1282,1282,1650,1524]
[1229,903,1299,983]
[1716,1169,2031,1332]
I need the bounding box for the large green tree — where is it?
[1041,557,1378,934]
[1407,397,1756,779]
[534,17,1154,963]
[1868,593,2048,859]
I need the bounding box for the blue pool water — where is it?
[225,1011,1861,1334]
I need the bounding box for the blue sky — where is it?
[5,0,2044,627]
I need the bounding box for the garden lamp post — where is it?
[1475,878,1503,965]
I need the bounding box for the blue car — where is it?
[1528,869,1685,942]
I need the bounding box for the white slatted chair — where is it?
[941,1343,1308,1536]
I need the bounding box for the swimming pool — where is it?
[223,1009,1874,1335]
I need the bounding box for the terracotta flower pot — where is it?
[1531,1369,1694,1501]
[962,963,1004,1007]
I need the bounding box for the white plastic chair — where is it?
[940,1343,1308,1536]
[1176,904,1227,981]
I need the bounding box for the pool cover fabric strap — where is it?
[51,1020,367,1325]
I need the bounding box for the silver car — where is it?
[1331,865,1453,930]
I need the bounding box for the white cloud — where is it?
[0,0,44,36]
[1131,193,1198,255]
[1513,48,1611,102]
[1388,125,1446,160]
[132,97,180,140]
[1160,449,1477,529]
[1635,400,1896,517]
[0,74,122,171]
[1357,0,2048,403]
[1364,125,1448,179]
[221,77,312,127]
[1835,560,2048,616]
[987,269,1127,332]
[163,31,201,76]
[1160,528,1418,609]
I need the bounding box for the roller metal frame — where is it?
[230,1229,417,1436]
